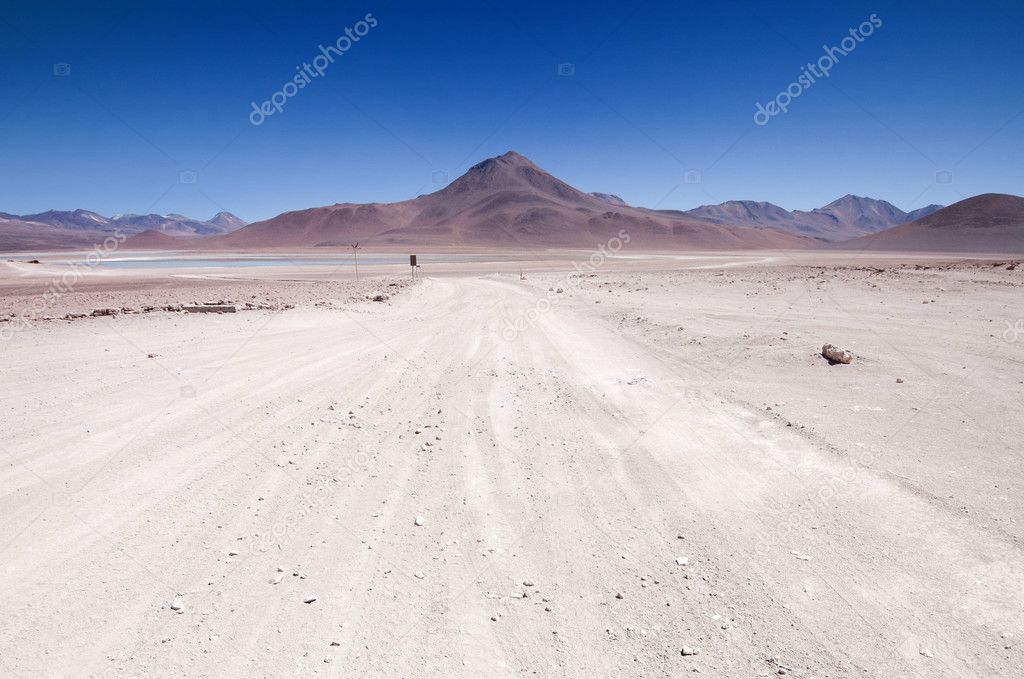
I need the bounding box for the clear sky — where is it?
[1,0,1021,222]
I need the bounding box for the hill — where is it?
[834,194,1024,253]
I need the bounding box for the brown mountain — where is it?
[217,151,811,250]
[0,216,104,251]
[834,193,1024,252]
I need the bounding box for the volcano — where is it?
[214,151,812,250]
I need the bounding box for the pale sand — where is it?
[0,251,1021,677]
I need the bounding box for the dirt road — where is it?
[1,275,1020,678]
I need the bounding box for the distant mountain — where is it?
[106,211,246,236]
[206,211,247,232]
[213,151,813,250]
[834,194,1024,253]
[904,204,944,222]
[681,200,820,233]
[0,210,246,250]
[680,195,945,242]
[811,194,906,233]
[590,192,629,207]
[18,209,111,231]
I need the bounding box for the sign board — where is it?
[409,255,417,266]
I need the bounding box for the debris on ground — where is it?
[821,343,853,364]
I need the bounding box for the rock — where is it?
[681,646,699,656]
[414,571,425,579]
[675,557,689,566]
[821,344,853,364]
[523,580,535,587]
[147,353,157,359]
[91,307,119,317]
[370,293,389,302]
[896,377,904,383]
[303,596,317,604]
[556,288,564,294]
[414,516,425,526]
[615,592,624,599]
[919,648,934,658]
[170,597,184,612]
[182,304,237,313]
[228,550,238,556]
[271,574,284,585]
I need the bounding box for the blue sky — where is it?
[0,0,1021,222]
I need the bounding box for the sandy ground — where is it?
[1,251,1022,678]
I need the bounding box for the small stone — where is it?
[919,648,934,658]
[896,377,904,383]
[169,598,184,612]
[303,596,317,604]
[675,557,689,566]
[681,646,699,656]
[414,571,425,579]
[228,550,239,556]
[615,592,624,600]
[414,516,425,526]
[523,580,535,587]
[271,574,284,585]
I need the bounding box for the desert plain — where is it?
[1,248,1022,678]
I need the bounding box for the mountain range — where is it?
[673,196,944,242]
[2,151,1021,253]
[0,210,245,250]
[835,193,1024,252]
